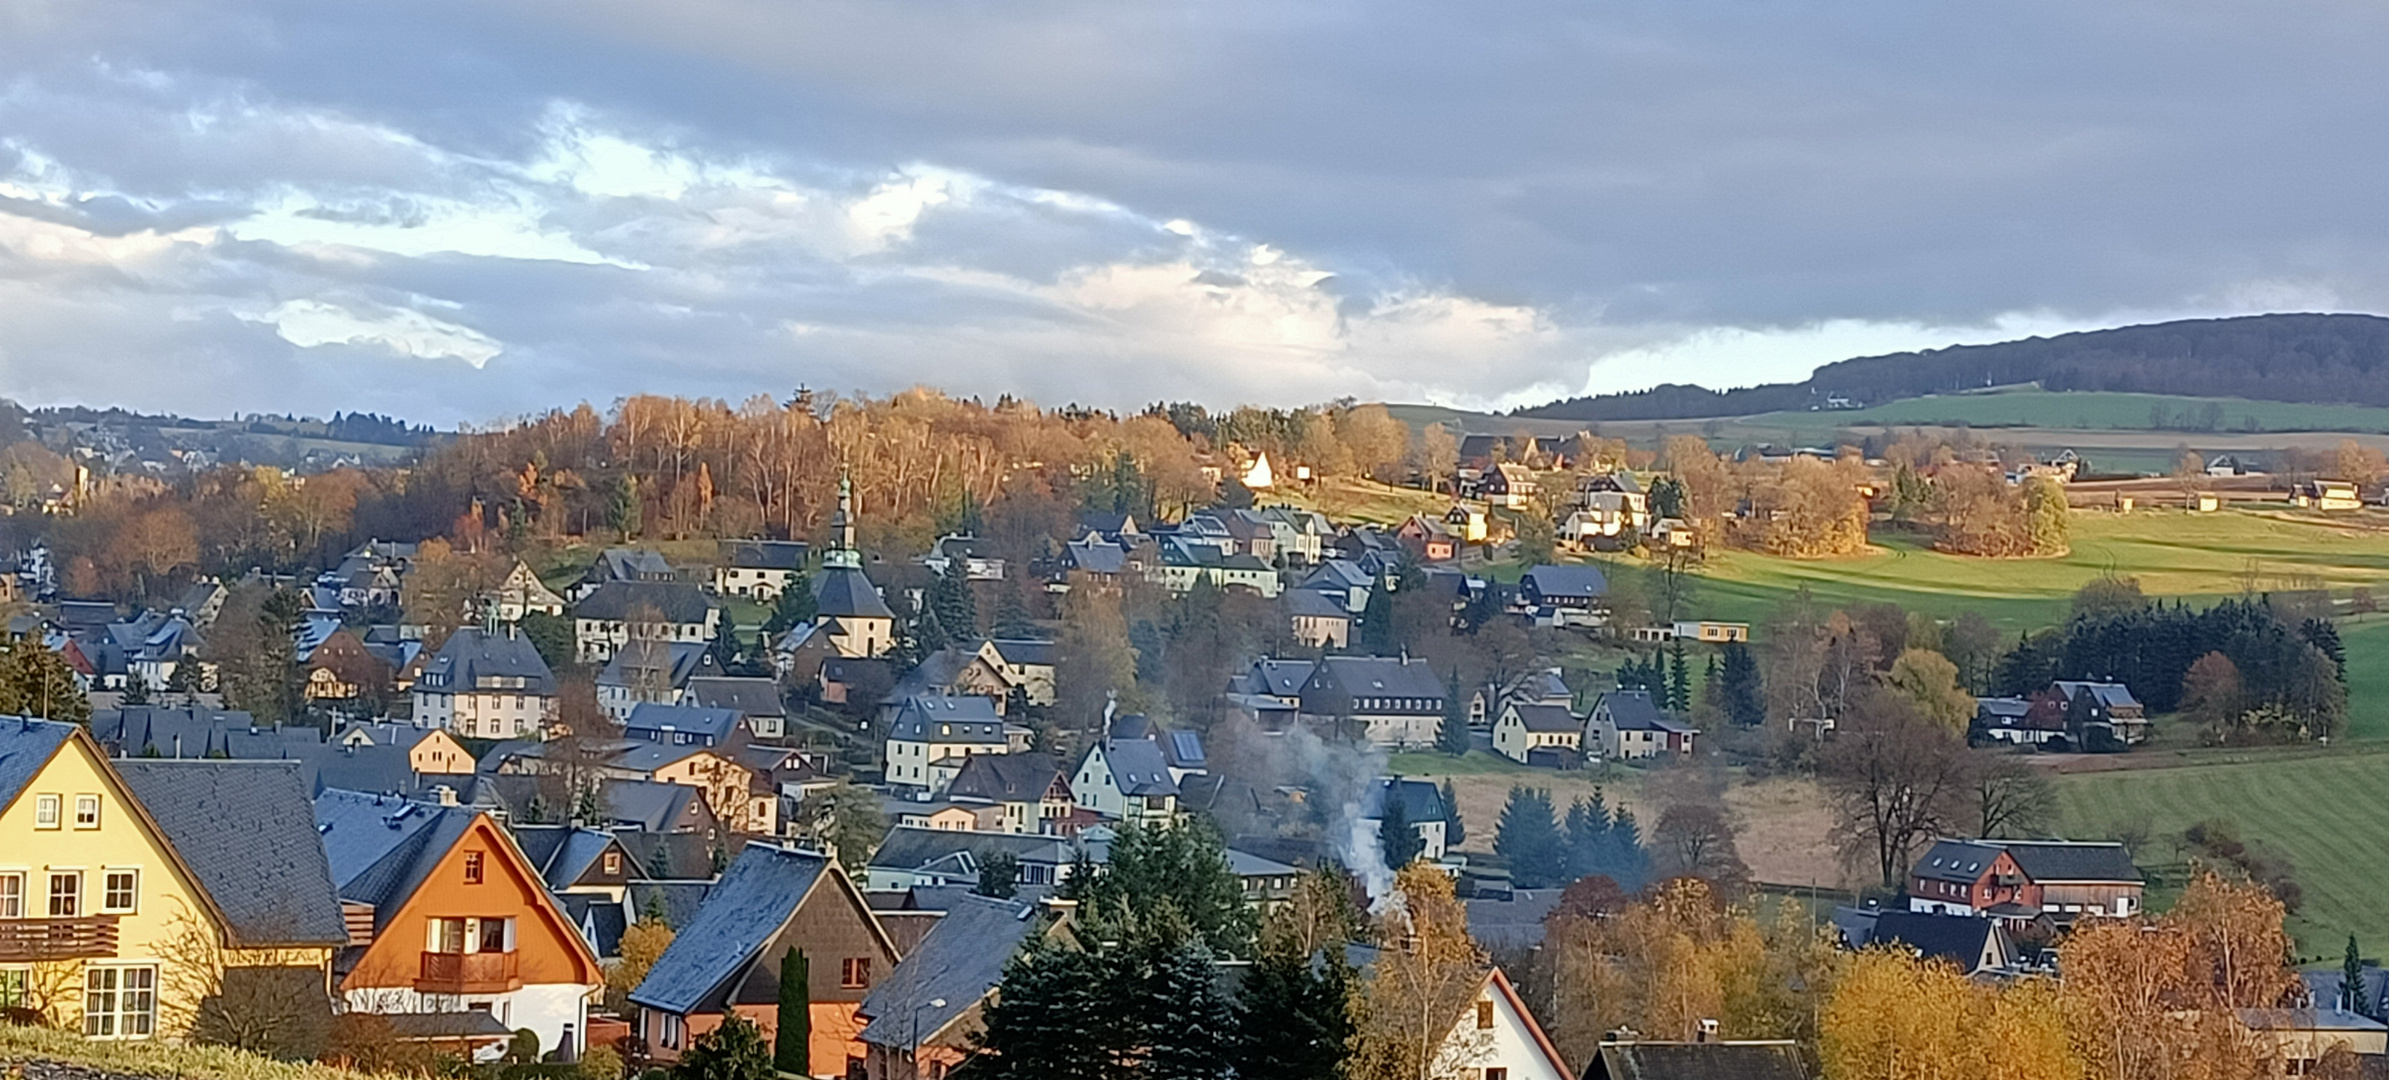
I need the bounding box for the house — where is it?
[685,676,788,740]
[922,535,1004,582]
[1470,668,1572,729]
[624,703,744,747]
[1300,656,1448,749]
[1587,690,1694,760]
[573,581,721,665]
[981,640,1058,707]
[1481,463,1539,510]
[487,560,568,622]
[1668,620,1749,643]
[508,826,639,900]
[1494,702,1582,766]
[412,626,559,740]
[1983,840,2143,921]
[312,790,604,1058]
[1583,1040,1811,1080]
[2207,454,2264,478]
[1971,696,2060,746]
[943,753,1073,835]
[2051,680,2149,748]
[854,893,1055,1080]
[1149,538,1283,597]
[334,723,477,775]
[596,640,722,720]
[1360,777,1449,861]
[1904,839,2034,919]
[1836,908,2017,975]
[884,646,1017,717]
[2293,479,2364,512]
[862,828,1098,892]
[1518,564,1608,629]
[1241,451,1277,490]
[1071,737,1181,825]
[1057,536,1132,590]
[1395,514,1461,563]
[812,476,897,659]
[629,844,901,1076]
[1225,848,1302,909]
[303,628,393,707]
[574,548,676,602]
[0,723,345,1041]
[1420,968,1571,1080]
[713,540,809,600]
[605,744,778,836]
[2234,1009,2389,1074]
[884,696,1011,793]
[1299,559,1376,614]
[1564,473,1650,547]
[1287,588,1356,649]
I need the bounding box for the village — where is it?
[2,393,2385,1080]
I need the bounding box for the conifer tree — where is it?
[973,942,1109,1080]
[1494,786,1566,888]
[2348,935,2372,1016]
[933,557,978,641]
[1144,942,1238,1080]
[1564,792,1611,882]
[1440,778,1466,847]
[1233,945,1353,1080]
[1609,806,1651,890]
[774,949,810,1075]
[1378,786,1424,869]
[1435,672,1470,755]
[1720,641,1765,727]
[1666,638,1691,713]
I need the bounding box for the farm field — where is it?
[2051,746,2389,958]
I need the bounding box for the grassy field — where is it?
[2052,747,2389,959]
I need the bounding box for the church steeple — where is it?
[824,471,861,570]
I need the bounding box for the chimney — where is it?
[432,784,459,807]
[1697,1018,1718,1043]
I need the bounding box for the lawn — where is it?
[1748,386,2389,439]
[2052,747,2389,959]
[1385,750,1654,860]
[1281,475,1452,526]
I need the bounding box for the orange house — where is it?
[315,790,604,1058]
[631,844,900,1077]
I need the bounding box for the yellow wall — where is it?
[0,734,318,1040]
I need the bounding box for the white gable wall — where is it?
[1435,976,1569,1080]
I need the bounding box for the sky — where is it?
[3,1,2388,427]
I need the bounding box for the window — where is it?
[83,966,155,1038]
[1476,1001,1494,1029]
[47,872,79,917]
[603,851,622,875]
[33,795,59,830]
[74,795,100,829]
[0,968,26,1009]
[477,917,509,952]
[840,957,872,989]
[430,917,467,953]
[1484,1070,1508,1080]
[0,873,21,918]
[101,870,137,914]
[463,852,485,884]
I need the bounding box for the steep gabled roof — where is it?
[629,844,832,1014]
[813,565,895,620]
[1911,838,2007,885]
[419,628,556,696]
[1991,840,2140,884]
[721,540,807,571]
[1362,777,1445,823]
[684,676,785,718]
[1521,563,1609,600]
[945,752,1065,804]
[1506,702,1580,733]
[987,639,1057,668]
[1585,1040,1810,1080]
[624,703,743,743]
[576,580,718,625]
[888,696,1008,743]
[0,718,81,819]
[1312,655,1446,701]
[599,640,715,691]
[1096,738,1178,798]
[114,760,349,948]
[856,893,1044,1048]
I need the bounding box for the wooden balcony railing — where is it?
[417,950,521,995]
[0,917,121,962]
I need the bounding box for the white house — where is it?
[1493,702,1582,765]
[412,627,558,739]
[1587,690,1695,761]
[1425,969,1573,1080]
[1072,736,1182,825]
[884,695,1011,793]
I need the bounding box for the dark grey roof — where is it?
[418,628,556,696]
[598,548,675,582]
[512,826,624,890]
[945,752,1064,804]
[0,717,77,813]
[1099,738,1179,797]
[2055,681,2142,709]
[559,893,630,959]
[1313,656,1446,701]
[857,893,1042,1047]
[1868,911,1998,970]
[813,565,895,620]
[722,540,808,571]
[577,580,718,625]
[298,742,422,796]
[1975,697,2032,721]
[1236,659,1316,697]
[603,779,708,832]
[1362,778,1445,824]
[1911,838,2006,885]
[684,676,785,718]
[1991,841,2140,884]
[888,696,1008,743]
[867,827,1089,875]
[89,706,266,757]
[1466,888,1563,950]
[599,640,716,691]
[1507,702,1579,733]
[383,1012,517,1041]
[312,789,478,928]
[628,844,830,1014]
[1585,1041,1811,1080]
[2237,1008,2389,1033]
[889,647,983,701]
[1595,690,1669,730]
[114,760,349,949]
[1522,564,1609,600]
[987,639,1056,667]
[1286,589,1354,620]
[627,880,715,927]
[625,703,742,743]
[1064,538,1128,575]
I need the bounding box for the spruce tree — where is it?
[1608,806,1651,890]
[1666,638,1691,713]
[1144,942,1238,1080]
[1564,792,1611,882]
[974,943,1109,1080]
[1440,778,1466,847]
[1720,642,1765,727]
[774,948,810,1075]
[976,851,1021,899]
[1494,786,1566,889]
[1378,787,1424,869]
[1233,947,1352,1080]
[1436,673,1470,755]
[2348,935,2372,1015]
[934,558,978,641]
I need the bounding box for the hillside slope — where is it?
[1516,312,2389,422]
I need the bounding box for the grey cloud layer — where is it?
[3,0,2387,423]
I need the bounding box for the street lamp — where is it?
[909,997,947,1080]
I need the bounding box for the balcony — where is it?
[416,950,522,995]
[0,917,122,962]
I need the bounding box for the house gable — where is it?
[725,863,902,1011]
[342,814,603,993]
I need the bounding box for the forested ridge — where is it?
[1515,312,2389,421]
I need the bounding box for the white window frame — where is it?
[33,794,60,830]
[73,794,100,829]
[82,964,156,1039]
[47,870,81,917]
[0,871,22,919]
[100,868,139,915]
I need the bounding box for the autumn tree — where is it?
[2058,870,2300,1080]
[609,914,675,1015]
[0,635,90,725]
[1884,648,1975,734]
[1055,576,1141,732]
[1822,690,1971,888]
[1349,864,1488,1080]
[1821,949,2077,1080]
[1411,425,1459,493]
[1652,801,1748,888]
[1968,756,2056,839]
[2180,651,2247,737]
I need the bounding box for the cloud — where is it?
[2,1,2388,423]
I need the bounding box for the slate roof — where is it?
[684,676,785,718]
[1584,1041,1812,1080]
[1521,563,1609,600]
[944,752,1065,803]
[577,580,718,625]
[312,790,479,929]
[1507,702,1580,733]
[1099,738,1179,797]
[114,760,349,948]
[1063,538,1129,575]
[1223,848,1299,879]
[629,844,831,1014]
[2055,680,2142,710]
[1864,911,2001,970]
[867,827,1092,877]
[1991,841,2141,884]
[383,1012,517,1041]
[609,742,726,776]
[1313,655,1446,701]
[1465,888,1563,950]
[627,880,715,927]
[1286,588,1354,620]
[889,647,985,701]
[624,703,743,744]
[604,780,710,833]
[559,893,630,959]
[888,696,1009,743]
[813,565,895,620]
[1595,690,1678,731]
[1235,659,1317,697]
[1911,838,2008,885]
[599,640,715,692]
[856,893,1043,1047]
[512,826,623,890]
[0,718,79,816]
[89,706,268,757]
[418,628,556,696]
[598,548,675,582]
[1362,777,1446,824]
[986,639,1056,668]
[721,540,808,571]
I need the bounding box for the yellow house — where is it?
[0,721,348,1044]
